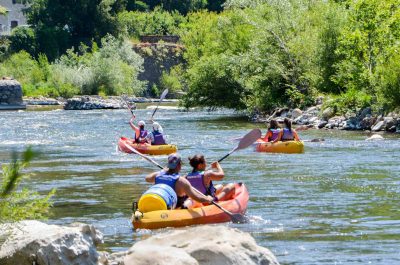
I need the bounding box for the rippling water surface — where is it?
[1,107,399,265]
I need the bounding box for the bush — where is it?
[0,147,55,223]
[323,88,373,115]
[9,27,37,55]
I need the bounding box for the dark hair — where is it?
[269,119,279,130]
[284,118,292,131]
[188,154,205,171]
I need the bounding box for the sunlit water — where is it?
[1,107,399,265]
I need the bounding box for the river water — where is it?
[1,107,399,265]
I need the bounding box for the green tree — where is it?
[24,0,127,60]
[9,27,37,55]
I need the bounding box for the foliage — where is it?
[0,5,7,15]
[0,147,55,223]
[323,88,373,115]
[137,0,208,15]
[160,65,185,93]
[118,8,186,38]
[333,0,400,96]
[24,0,126,60]
[9,27,37,55]
[51,35,146,96]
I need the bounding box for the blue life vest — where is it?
[186,171,216,197]
[281,128,294,141]
[135,129,148,143]
[155,171,180,190]
[268,129,281,141]
[152,131,166,145]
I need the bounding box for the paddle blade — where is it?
[236,128,262,150]
[160,89,169,101]
[231,213,249,224]
[122,141,163,169]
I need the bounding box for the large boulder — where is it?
[116,225,280,265]
[0,221,104,265]
[64,96,127,110]
[0,79,26,109]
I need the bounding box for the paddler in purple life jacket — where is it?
[145,153,214,208]
[146,121,167,145]
[278,117,300,142]
[184,154,235,208]
[129,114,149,144]
[262,119,281,142]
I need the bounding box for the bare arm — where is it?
[177,178,213,203]
[145,171,159,183]
[129,115,139,137]
[293,130,300,141]
[204,162,224,181]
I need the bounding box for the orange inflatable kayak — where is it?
[132,183,249,230]
[118,137,177,155]
[255,139,304,154]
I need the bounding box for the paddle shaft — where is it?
[121,97,134,115]
[122,141,243,222]
[151,89,168,119]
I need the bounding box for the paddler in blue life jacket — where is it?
[262,119,281,142]
[129,114,149,144]
[184,155,235,208]
[278,118,300,141]
[146,121,167,145]
[145,153,214,208]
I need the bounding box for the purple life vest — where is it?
[268,129,280,141]
[135,129,148,143]
[281,128,294,141]
[152,131,166,145]
[186,171,215,197]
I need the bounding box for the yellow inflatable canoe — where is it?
[118,137,177,155]
[255,140,304,154]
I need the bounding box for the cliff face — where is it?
[133,43,184,95]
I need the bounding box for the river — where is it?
[1,107,399,265]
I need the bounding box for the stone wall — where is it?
[139,35,180,43]
[133,43,184,95]
[0,79,26,109]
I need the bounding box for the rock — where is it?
[0,79,26,110]
[115,225,280,265]
[343,117,358,130]
[318,121,328,129]
[291,108,303,119]
[359,116,376,130]
[366,134,384,141]
[384,117,395,131]
[358,107,372,120]
[371,120,385,131]
[64,96,128,110]
[0,221,103,265]
[308,116,319,123]
[315,96,324,105]
[322,107,335,120]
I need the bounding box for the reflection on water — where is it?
[1,107,400,265]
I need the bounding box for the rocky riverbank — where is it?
[252,105,400,133]
[0,221,280,265]
[22,96,178,110]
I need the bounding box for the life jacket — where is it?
[186,171,216,197]
[268,129,280,142]
[281,128,294,141]
[155,171,180,190]
[152,131,166,145]
[135,129,148,144]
